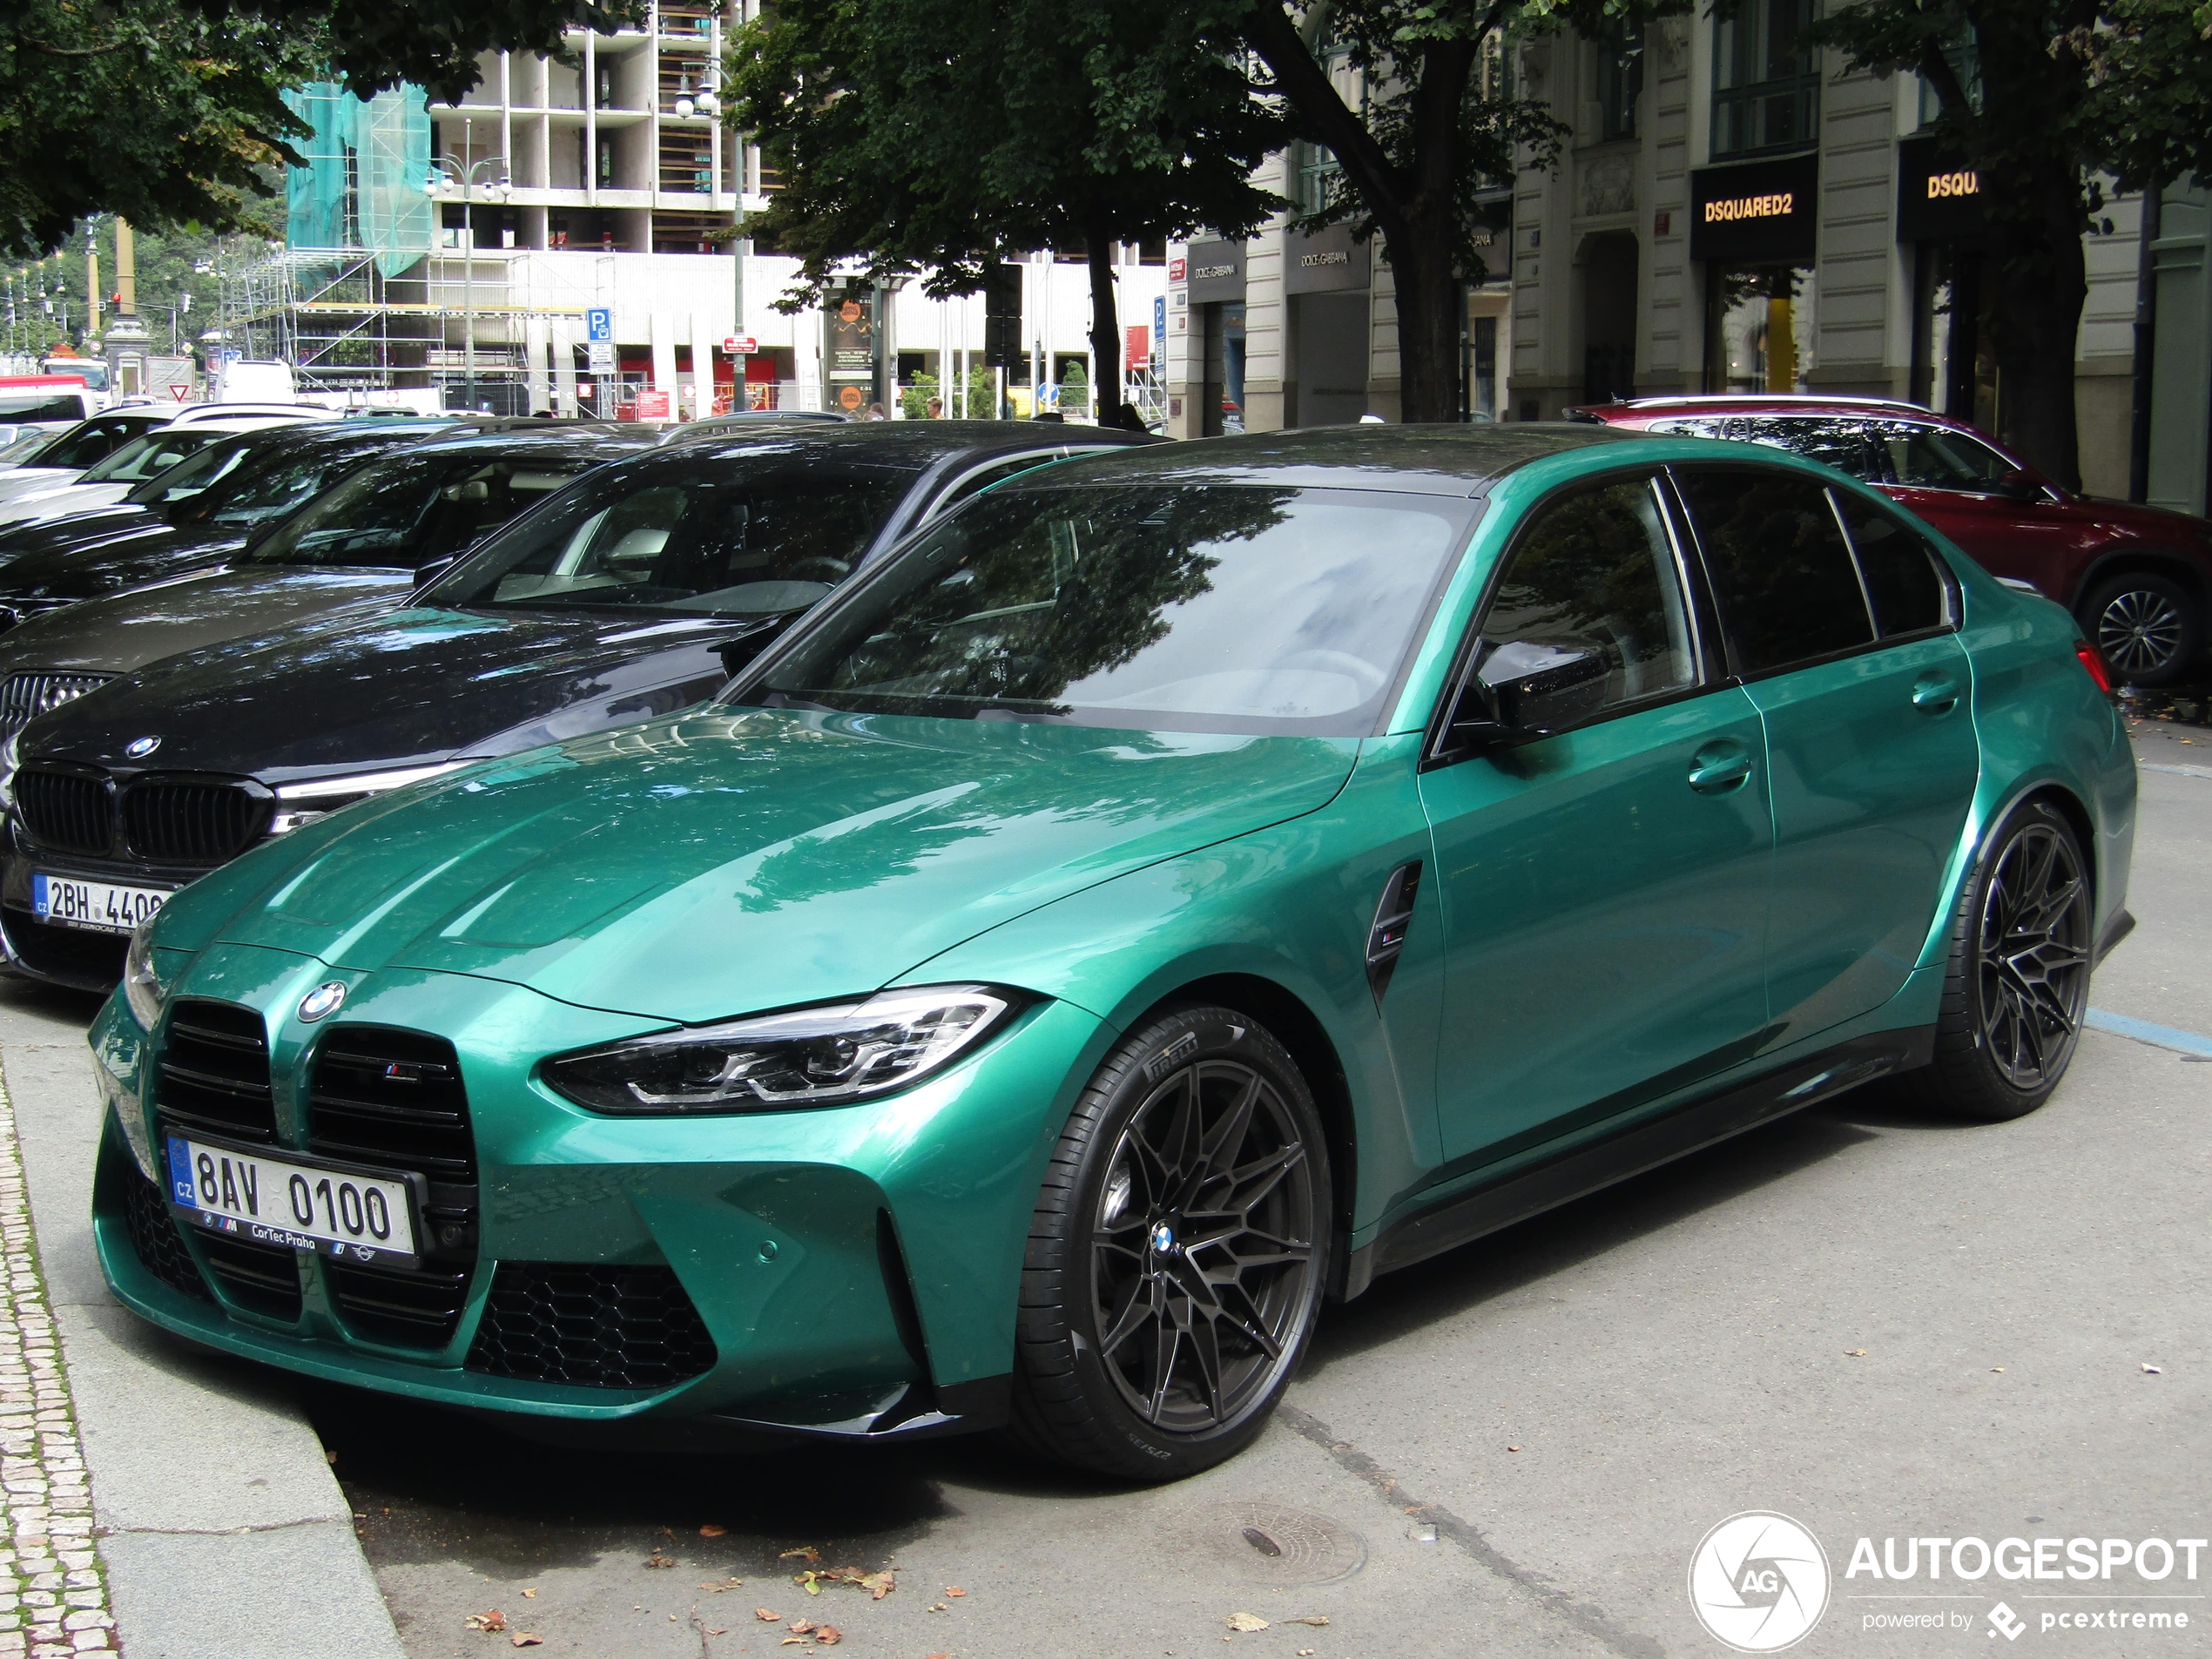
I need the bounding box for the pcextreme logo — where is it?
[1689,1512,1832,1652]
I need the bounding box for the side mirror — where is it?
[1480,641,1608,734]
[1987,469,2045,503]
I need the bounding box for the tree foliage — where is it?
[0,0,644,260]
[728,0,1288,421]
[1808,0,2212,487]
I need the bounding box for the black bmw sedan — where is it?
[0,421,1150,988]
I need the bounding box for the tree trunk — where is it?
[1981,160,2088,490]
[1391,212,1463,423]
[1084,211,1124,428]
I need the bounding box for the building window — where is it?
[1711,0,1818,158]
[1916,35,1983,124]
[1595,26,1642,144]
[1296,143,1341,217]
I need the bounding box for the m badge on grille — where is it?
[125,737,160,759]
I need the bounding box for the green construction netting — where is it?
[284,83,433,275]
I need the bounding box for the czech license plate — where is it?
[164,1134,421,1268]
[31,872,170,934]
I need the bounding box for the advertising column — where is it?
[825,291,874,416]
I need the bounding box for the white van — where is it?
[0,377,101,429]
[210,361,297,403]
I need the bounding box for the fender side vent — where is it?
[1365,860,1423,1008]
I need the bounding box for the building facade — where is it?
[1164,8,2198,506]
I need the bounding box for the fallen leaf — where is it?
[700,1524,729,1538]
[787,1619,819,1635]
[755,1608,781,1622]
[699,1577,745,1593]
[816,1628,842,1646]
[324,1448,339,1466]
[946,1587,966,1597]
[779,1546,823,1564]
[780,1639,806,1648]
[1226,1612,1271,1632]
[1844,1349,1868,1358]
[1507,1445,1522,1453]
[465,1610,509,1634]
[928,1602,948,1612]
[510,1638,542,1650]
[802,1575,822,1595]
[1286,1615,1331,1626]
[644,1551,677,1570]
[520,1588,537,1599]
[2143,1363,2163,1374]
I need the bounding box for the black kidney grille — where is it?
[15,767,110,856]
[465,1264,718,1389]
[0,671,112,734]
[120,1159,211,1302]
[156,999,277,1144]
[120,779,273,865]
[308,1026,479,1346]
[197,1232,304,1320]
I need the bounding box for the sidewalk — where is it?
[0,986,406,1659]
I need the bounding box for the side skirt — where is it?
[1337,1026,1934,1301]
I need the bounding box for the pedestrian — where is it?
[927,397,944,419]
[865,401,887,421]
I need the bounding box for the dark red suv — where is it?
[1570,395,2212,685]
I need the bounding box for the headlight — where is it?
[267,761,467,835]
[0,729,18,810]
[543,984,1022,1115]
[122,914,175,1031]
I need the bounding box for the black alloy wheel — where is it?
[1906,797,2093,1121]
[1011,1008,1329,1479]
[1974,814,2092,1090]
[2084,572,2201,686]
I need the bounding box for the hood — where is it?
[0,527,243,607]
[0,480,131,528]
[0,505,157,571]
[29,605,786,782]
[0,469,80,504]
[0,566,415,678]
[172,708,1360,1022]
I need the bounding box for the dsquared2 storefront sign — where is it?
[1689,152,1819,265]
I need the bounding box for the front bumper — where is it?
[93,945,1113,1436]
[1,838,214,992]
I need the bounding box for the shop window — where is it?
[1910,243,1996,428]
[1704,266,1816,392]
[1711,0,1818,158]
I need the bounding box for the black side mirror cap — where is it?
[1481,642,1608,735]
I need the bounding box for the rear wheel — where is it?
[1009,1007,1329,1480]
[1905,798,2092,1122]
[2080,571,2201,686]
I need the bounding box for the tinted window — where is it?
[1734,416,1884,481]
[1833,491,1949,636]
[78,428,224,484]
[1871,421,2016,489]
[188,449,362,529]
[248,451,592,570]
[744,482,1470,737]
[430,456,909,617]
[1676,467,1874,674]
[933,452,1063,514]
[29,416,145,469]
[0,395,88,424]
[125,434,259,506]
[1474,476,1697,713]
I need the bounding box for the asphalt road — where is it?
[17,716,2209,1659]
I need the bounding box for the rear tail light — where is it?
[2074,638,2117,699]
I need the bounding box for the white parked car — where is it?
[0,415,326,529]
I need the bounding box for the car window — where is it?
[78,428,223,484]
[930,452,1064,515]
[24,415,143,469]
[127,434,258,506]
[1675,466,1876,675]
[249,453,593,569]
[1730,416,1885,482]
[0,395,90,425]
[185,450,357,530]
[1831,491,1952,637]
[429,455,910,617]
[1642,417,1730,440]
[1471,475,1699,715]
[1871,421,2017,490]
[743,482,1474,738]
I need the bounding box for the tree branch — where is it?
[1240,0,1407,227]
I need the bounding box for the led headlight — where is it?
[122,913,176,1032]
[267,761,467,835]
[0,729,19,810]
[543,984,1022,1115]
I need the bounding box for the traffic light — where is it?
[981,262,1022,369]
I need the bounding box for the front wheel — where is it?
[1905,797,2093,1121]
[1009,1007,1330,1480]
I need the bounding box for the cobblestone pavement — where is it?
[0,1079,111,1657]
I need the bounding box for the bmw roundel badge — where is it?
[125,736,161,759]
[297,981,347,1022]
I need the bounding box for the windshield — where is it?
[425,455,910,617]
[0,429,51,462]
[248,449,596,569]
[739,482,1473,738]
[125,431,260,508]
[78,428,224,484]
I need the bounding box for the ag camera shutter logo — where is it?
[1689,1512,1831,1651]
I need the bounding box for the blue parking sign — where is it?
[586,307,612,342]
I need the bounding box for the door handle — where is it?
[1688,740,1753,795]
[1911,671,1961,716]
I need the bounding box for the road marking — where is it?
[2139,761,2212,780]
[2085,1007,2212,1058]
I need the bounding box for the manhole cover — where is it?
[1173,1501,1367,1586]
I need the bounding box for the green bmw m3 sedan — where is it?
[91,426,2135,1479]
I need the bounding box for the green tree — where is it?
[728,0,1287,427]
[1,0,643,260]
[1226,0,1679,424]
[1808,0,2212,489]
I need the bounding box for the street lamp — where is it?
[422,117,511,412]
